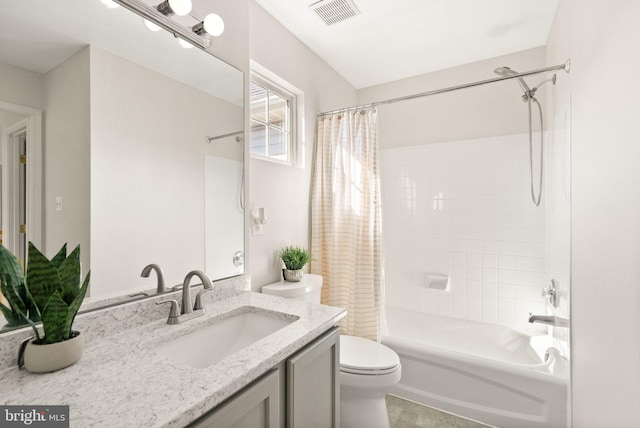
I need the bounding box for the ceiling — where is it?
[254,0,560,89]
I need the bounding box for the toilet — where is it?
[262,274,402,428]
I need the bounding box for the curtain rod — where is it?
[206,130,244,143]
[317,60,571,117]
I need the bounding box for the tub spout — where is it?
[529,313,569,328]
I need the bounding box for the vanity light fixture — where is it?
[192,13,225,37]
[156,0,192,17]
[114,0,223,50]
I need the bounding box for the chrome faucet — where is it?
[141,264,165,294]
[529,313,569,328]
[157,270,213,324]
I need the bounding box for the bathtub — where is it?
[382,307,568,428]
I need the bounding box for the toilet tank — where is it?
[262,274,323,303]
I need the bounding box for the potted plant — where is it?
[0,242,90,373]
[279,246,311,282]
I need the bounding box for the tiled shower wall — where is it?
[381,134,547,327]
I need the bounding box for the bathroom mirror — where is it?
[0,0,244,332]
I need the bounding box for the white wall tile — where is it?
[467,280,482,295]
[381,135,547,327]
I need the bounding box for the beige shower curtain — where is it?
[310,109,385,341]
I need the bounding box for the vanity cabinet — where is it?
[189,369,280,428]
[188,326,340,428]
[287,327,340,427]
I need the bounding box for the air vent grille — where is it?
[310,0,361,26]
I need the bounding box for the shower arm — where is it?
[523,74,558,100]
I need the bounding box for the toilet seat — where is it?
[340,335,400,376]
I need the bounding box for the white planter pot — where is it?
[284,269,304,282]
[22,331,85,373]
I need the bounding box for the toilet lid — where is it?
[340,335,400,375]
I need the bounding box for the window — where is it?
[250,76,295,163]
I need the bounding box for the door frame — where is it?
[0,101,43,253]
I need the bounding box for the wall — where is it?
[248,2,357,289]
[0,111,26,131]
[0,62,45,110]
[0,63,47,267]
[547,0,640,425]
[90,46,243,298]
[0,55,88,279]
[357,47,547,148]
[543,75,571,372]
[43,48,91,269]
[382,134,547,326]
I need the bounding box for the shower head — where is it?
[494,66,532,94]
[493,66,517,76]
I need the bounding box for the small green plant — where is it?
[0,242,90,344]
[279,246,311,271]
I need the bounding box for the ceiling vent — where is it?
[310,0,361,26]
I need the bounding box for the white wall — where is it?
[358,47,547,148]
[382,134,548,327]
[0,55,89,274]
[0,111,26,131]
[90,46,243,298]
[248,2,357,289]
[547,0,640,425]
[0,62,45,110]
[43,47,91,269]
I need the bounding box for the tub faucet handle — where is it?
[542,279,559,308]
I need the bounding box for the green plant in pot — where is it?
[0,242,90,373]
[279,246,311,282]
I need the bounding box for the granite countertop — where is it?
[0,292,346,427]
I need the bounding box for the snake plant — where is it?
[0,242,90,344]
[0,246,35,327]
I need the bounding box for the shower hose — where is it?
[527,96,544,207]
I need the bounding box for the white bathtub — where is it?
[382,307,568,428]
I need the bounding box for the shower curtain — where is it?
[310,109,385,341]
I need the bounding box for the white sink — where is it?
[154,307,297,369]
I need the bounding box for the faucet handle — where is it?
[193,288,212,311]
[542,279,560,308]
[156,299,180,324]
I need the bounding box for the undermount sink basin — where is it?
[154,307,298,369]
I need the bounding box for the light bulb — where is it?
[168,0,191,16]
[177,37,194,49]
[203,13,224,37]
[142,18,161,32]
[157,0,192,17]
[100,0,119,8]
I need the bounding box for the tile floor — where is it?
[386,395,490,428]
